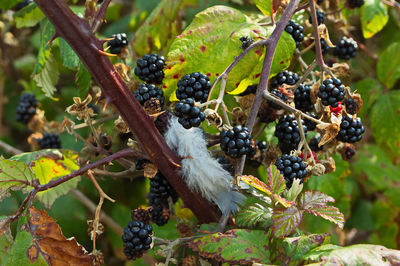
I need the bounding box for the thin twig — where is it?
[10,190,35,222]
[93,167,142,178]
[295,113,314,164]
[73,114,118,130]
[291,60,318,92]
[0,140,24,155]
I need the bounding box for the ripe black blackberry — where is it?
[275,155,307,188]
[257,140,267,152]
[344,97,358,114]
[304,114,317,131]
[16,93,38,124]
[310,136,323,152]
[320,38,330,54]
[318,78,345,107]
[308,10,325,25]
[131,208,151,225]
[135,158,150,170]
[38,133,61,149]
[220,125,252,158]
[134,54,165,84]
[274,115,307,153]
[176,72,211,103]
[122,221,153,260]
[148,173,179,207]
[239,36,254,50]
[107,33,128,54]
[134,83,164,107]
[239,84,257,96]
[270,70,299,89]
[174,98,205,129]
[150,205,169,226]
[347,0,364,8]
[336,116,365,143]
[285,20,304,48]
[294,84,314,112]
[268,89,287,110]
[317,0,323,4]
[333,37,358,60]
[216,156,234,175]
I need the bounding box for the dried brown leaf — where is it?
[317,116,341,146]
[144,163,158,179]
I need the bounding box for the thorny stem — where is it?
[91,0,111,33]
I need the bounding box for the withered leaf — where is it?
[144,163,158,179]
[317,116,341,146]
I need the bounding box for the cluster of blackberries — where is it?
[220,125,252,158]
[134,84,164,107]
[38,133,61,149]
[240,84,257,96]
[270,70,299,89]
[318,78,345,107]
[134,54,166,84]
[122,221,153,260]
[269,89,287,109]
[275,155,307,188]
[347,0,364,8]
[239,36,254,50]
[309,10,325,25]
[333,37,358,60]
[107,33,128,54]
[274,115,307,153]
[16,93,37,124]
[336,116,365,143]
[294,85,314,112]
[174,98,205,129]
[176,72,211,103]
[320,38,330,54]
[285,20,304,48]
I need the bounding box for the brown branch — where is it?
[91,0,111,33]
[0,140,24,155]
[34,0,219,223]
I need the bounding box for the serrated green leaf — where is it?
[370,91,400,155]
[33,19,55,75]
[75,62,91,98]
[59,39,79,70]
[32,54,60,98]
[377,42,400,89]
[272,206,303,238]
[360,0,388,39]
[0,218,13,264]
[0,0,20,10]
[188,229,271,264]
[284,178,303,202]
[236,203,272,228]
[254,0,273,17]
[280,234,328,261]
[267,165,286,196]
[14,3,45,28]
[30,150,80,208]
[0,158,35,200]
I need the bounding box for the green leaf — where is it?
[0,0,20,10]
[10,149,62,165]
[33,19,55,75]
[0,158,35,200]
[370,91,400,155]
[188,229,271,264]
[164,5,295,100]
[75,62,92,98]
[14,3,45,28]
[279,234,328,261]
[304,244,400,265]
[272,206,302,238]
[284,178,303,202]
[377,42,400,89]
[30,150,81,208]
[360,0,388,39]
[0,218,13,264]
[254,0,273,17]
[353,78,382,118]
[267,165,286,196]
[32,54,60,98]
[235,203,272,228]
[59,39,79,70]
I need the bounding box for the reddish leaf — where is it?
[272,206,303,238]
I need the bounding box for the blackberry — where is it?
[285,20,304,48]
[317,0,324,4]
[309,10,325,25]
[239,36,254,50]
[270,70,299,89]
[275,155,307,188]
[309,136,323,152]
[239,84,257,96]
[274,115,307,153]
[174,98,205,129]
[216,156,234,175]
[38,133,61,149]
[134,53,165,84]
[15,93,37,124]
[107,33,128,55]
[136,158,150,170]
[14,0,32,10]
[320,38,330,54]
[131,208,151,225]
[336,116,365,143]
[347,0,364,8]
[176,72,211,103]
[220,125,252,158]
[317,78,345,107]
[304,114,317,131]
[333,37,358,60]
[257,140,267,151]
[148,173,179,207]
[122,221,153,260]
[150,205,169,226]
[344,97,358,114]
[269,89,287,109]
[294,84,314,112]
[134,83,164,107]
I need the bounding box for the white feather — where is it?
[164,116,245,215]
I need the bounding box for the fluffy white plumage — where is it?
[164,116,245,215]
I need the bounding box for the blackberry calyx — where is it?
[107,33,128,55]
[176,72,211,103]
[220,125,252,158]
[333,37,358,60]
[174,98,205,129]
[122,221,153,260]
[274,115,307,154]
[285,20,304,48]
[275,155,307,188]
[134,54,165,84]
[38,133,61,149]
[16,93,37,124]
[294,84,314,112]
[239,36,254,50]
[134,83,164,107]
[308,10,325,25]
[317,78,345,107]
[270,70,299,89]
[336,116,365,143]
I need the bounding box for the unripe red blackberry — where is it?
[38,133,61,149]
[107,33,128,54]
[134,83,164,107]
[317,78,345,107]
[294,84,314,112]
[174,98,205,129]
[220,125,252,158]
[285,20,304,48]
[176,72,211,103]
[336,116,365,143]
[275,155,307,188]
[15,93,37,124]
[308,10,325,25]
[274,115,307,153]
[131,208,151,225]
[239,36,254,50]
[333,37,358,60]
[122,221,153,260]
[134,54,165,84]
[270,70,299,89]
